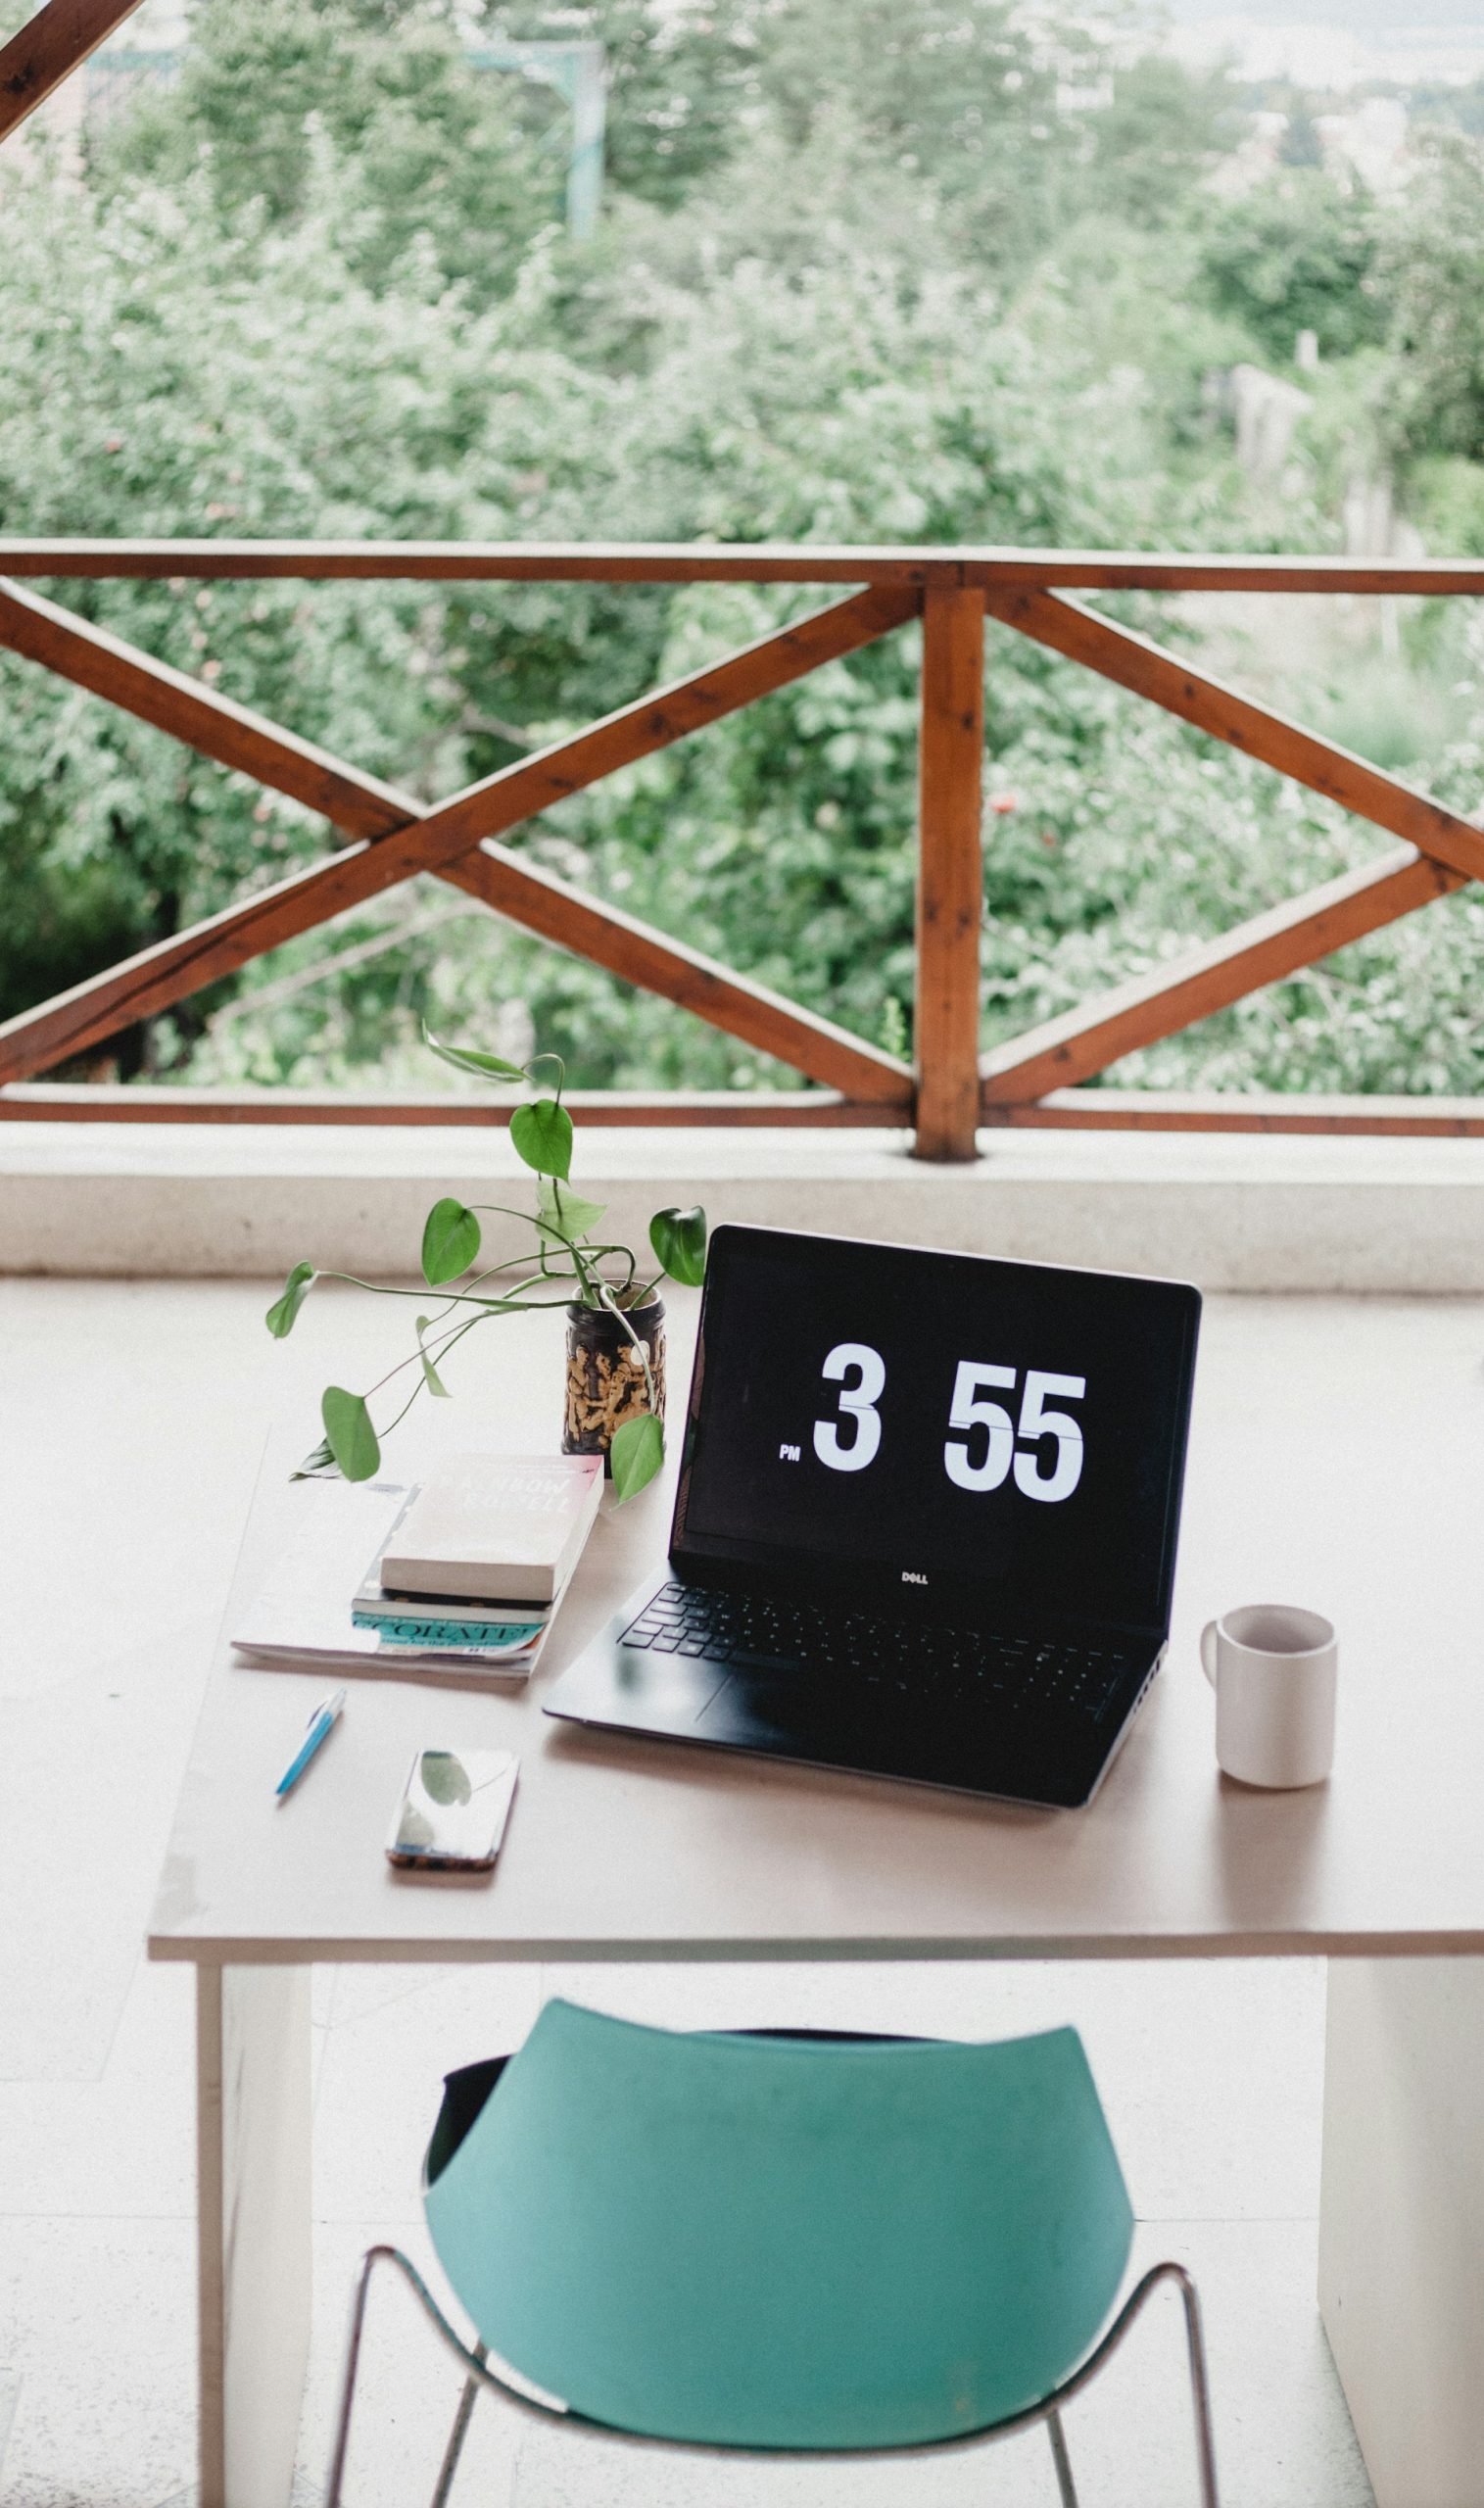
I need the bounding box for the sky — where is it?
[1163,0,1484,85]
[93,1,1484,98]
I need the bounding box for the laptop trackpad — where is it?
[609,1649,732,1727]
[695,1673,878,1750]
[693,1674,1029,1794]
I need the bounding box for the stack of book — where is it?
[232,1453,603,1685]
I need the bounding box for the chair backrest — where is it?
[423,1999,1132,2450]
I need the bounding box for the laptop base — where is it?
[544,1572,1165,1811]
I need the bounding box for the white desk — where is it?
[149,1297,1484,2508]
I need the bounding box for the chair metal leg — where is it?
[1046,2406,1079,2508]
[429,2342,488,2508]
[1026,2261,1221,2508]
[325,2247,381,2508]
[1174,2269,1221,2508]
[325,2244,1220,2507]
[328,2250,499,2508]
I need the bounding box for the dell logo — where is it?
[901,1569,928,1585]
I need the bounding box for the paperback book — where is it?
[379,1452,604,1602]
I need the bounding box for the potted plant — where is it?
[263,1029,707,1502]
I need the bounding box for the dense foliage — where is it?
[3,0,1484,1100]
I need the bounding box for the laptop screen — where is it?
[672,1226,1201,1632]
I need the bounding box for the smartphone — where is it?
[386,1747,519,1872]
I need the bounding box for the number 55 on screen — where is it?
[811,1344,1085,1504]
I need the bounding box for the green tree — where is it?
[1084,55,1236,230]
[1278,107,1323,169]
[0,156,623,1054]
[1408,75,1484,141]
[483,0,763,208]
[6,0,1481,1110]
[94,0,551,299]
[752,0,1096,278]
[1197,170,1386,365]
[1379,125,1484,460]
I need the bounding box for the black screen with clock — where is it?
[672,1225,1202,1632]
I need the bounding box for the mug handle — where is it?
[1200,1620,1220,1686]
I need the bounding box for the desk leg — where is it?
[1319,1957,1484,2508]
[196,1963,313,2508]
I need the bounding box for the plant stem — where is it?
[307,1269,549,1313]
[410,1304,497,1388]
[450,1250,553,1294]
[362,1302,521,1401]
[360,1290,577,1404]
[374,1375,435,1444]
[523,1049,566,1111]
[468,1200,578,1234]
[550,1179,598,1305]
[596,1277,657,1413]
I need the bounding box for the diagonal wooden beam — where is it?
[0,581,916,1099]
[436,842,908,1101]
[983,588,1484,887]
[0,579,409,838]
[981,848,1464,1103]
[0,0,145,143]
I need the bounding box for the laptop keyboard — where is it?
[620,1584,1139,1723]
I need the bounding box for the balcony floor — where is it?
[0,1276,1430,2505]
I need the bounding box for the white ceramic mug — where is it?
[1200,1605,1337,1789]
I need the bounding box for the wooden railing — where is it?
[0,0,147,142]
[2,539,1484,1158]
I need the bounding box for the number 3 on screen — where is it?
[945,1362,1085,1503]
[812,1342,886,1472]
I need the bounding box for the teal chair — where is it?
[327,1999,1220,2507]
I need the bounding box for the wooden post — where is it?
[915,584,985,1160]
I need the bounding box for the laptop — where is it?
[544,1224,1202,1809]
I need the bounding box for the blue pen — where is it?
[275,1688,346,1798]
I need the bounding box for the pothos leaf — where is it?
[321,1386,380,1482]
[421,1197,482,1286]
[290,1435,338,1481]
[265,1260,315,1338]
[415,1316,451,1398]
[510,1096,573,1181]
[649,1205,707,1288]
[537,1175,607,1242]
[423,1026,526,1082]
[609,1411,664,1502]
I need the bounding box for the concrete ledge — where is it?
[4,1122,1484,1290]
